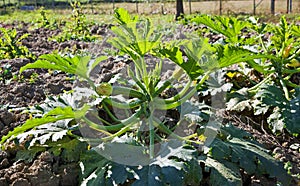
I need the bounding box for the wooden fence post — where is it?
[271,0,275,14]
[287,0,292,13]
[219,0,222,15]
[175,0,184,20]
[189,0,191,14]
[253,0,256,15]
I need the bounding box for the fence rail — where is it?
[0,0,299,15]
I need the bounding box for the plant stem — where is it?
[151,68,185,99]
[104,98,143,109]
[152,117,200,145]
[282,68,300,75]
[259,35,268,54]
[152,80,172,98]
[102,103,120,123]
[85,77,96,90]
[149,116,155,159]
[101,125,131,142]
[248,73,273,93]
[82,109,142,132]
[196,71,212,89]
[153,86,197,110]
[82,117,113,136]
[279,76,290,100]
[153,71,211,110]
[285,80,300,88]
[287,48,300,61]
[128,66,149,96]
[112,86,146,100]
[153,79,192,105]
[89,111,113,126]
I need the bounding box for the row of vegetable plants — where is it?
[0,6,299,185]
[184,14,300,135]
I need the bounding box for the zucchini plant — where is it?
[54,1,96,42]
[34,7,59,30]
[0,64,12,84]
[0,27,32,59]
[0,9,291,185]
[190,14,300,135]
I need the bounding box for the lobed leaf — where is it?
[199,156,243,186]
[256,84,300,135]
[0,105,89,145]
[19,54,107,81]
[191,15,249,43]
[207,123,291,185]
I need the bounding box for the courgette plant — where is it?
[34,7,59,30]
[0,8,213,161]
[0,9,291,185]
[190,14,300,135]
[0,27,32,59]
[54,1,96,42]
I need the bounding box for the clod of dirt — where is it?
[46,82,66,95]
[0,178,8,186]
[11,178,30,186]
[0,121,4,130]
[22,69,36,79]
[26,152,59,186]
[58,163,79,186]
[0,158,10,169]
[0,110,16,126]
[0,151,9,160]
[0,58,31,72]
[0,149,81,185]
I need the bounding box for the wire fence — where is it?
[0,0,299,15]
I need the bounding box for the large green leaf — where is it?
[114,8,138,25]
[203,69,233,96]
[226,88,252,112]
[15,146,46,163]
[216,45,275,69]
[109,164,131,185]
[151,140,195,170]
[19,54,107,81]
[93,141,150,166]
[60,138,87,162]
[207,124,291,185]
[159,39,216,80]
[191,15,249,43]
[131,165,163,186]
[180,101,210,123]
[79,149,112,186]
[0,105,89,145]
[256,84,300,135]
[199,156,243,186]
[132,165,184,186]
[80,151,185,186]
[110,8,161,59]
[16,121,70,146]
[15,136,86,164]
[184,158,203,185]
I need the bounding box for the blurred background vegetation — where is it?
[0,0,299,16]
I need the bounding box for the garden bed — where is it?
[0,7,299,186]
